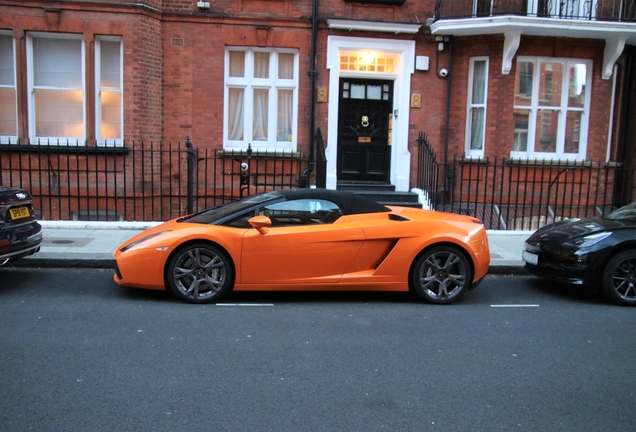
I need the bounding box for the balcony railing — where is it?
[434,0,636,22]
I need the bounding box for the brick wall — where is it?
[127,13,163,142]
[320,0,433,22]
[160,19,313,144]
[160,0,313,15]
[447,34,610,161]
[1,0,630,217]
[1,1,164,143]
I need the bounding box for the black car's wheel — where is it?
[602,250,636,306]
[411,246,472,304]
[166,243,234,303]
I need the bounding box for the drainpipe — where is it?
[614,45,636,206]
[300,0,319,188]
[443,36,454,199]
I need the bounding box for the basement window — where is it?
[72,209,123,222]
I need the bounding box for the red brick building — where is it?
[1,0,636,221]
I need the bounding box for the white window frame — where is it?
[511,56,592,160]
[26,32,86,145]
[223,47,299,151]
[0,31,17,142]
[465,57,489,158]
[95,36,123,146]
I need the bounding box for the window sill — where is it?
[458,156,488,165]
[217,149,303,159]
[0,144,130,155]
[506,158,594,167]
[457,157,622,168]
[344,0,407,4]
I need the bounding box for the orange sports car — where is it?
[113,189,490,304]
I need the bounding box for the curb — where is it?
[8,258,527,274]
[487,264,528,275]
[39,221,161,230]
[6,258,115,269]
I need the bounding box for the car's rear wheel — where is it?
[411,246,472,304]
[602,250,636,306]
[166,243,234,303]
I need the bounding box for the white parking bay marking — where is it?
[490,304,540,308]
[216,304,275,307]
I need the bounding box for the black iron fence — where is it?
[434,0,636,21]
[4,133,636,229]
[416,132,636,230]
[0,138,307,222]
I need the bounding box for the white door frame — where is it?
[325,36,415,191]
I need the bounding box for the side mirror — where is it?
[248,215,272,235]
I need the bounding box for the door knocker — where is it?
[361,116,369,127]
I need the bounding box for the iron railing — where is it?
[416,131,636,230]
[434,0,636,21]
[0,139,306,221]
[3,133,636,229]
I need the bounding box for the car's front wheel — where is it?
[411,246,472,304]
[602,250,636,306]
[166,242,234,303]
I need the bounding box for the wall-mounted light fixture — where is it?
[363,52,375,65]
[197,1,210,10]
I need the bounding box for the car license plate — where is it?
[522,250,538,265]
[9,206,30,220]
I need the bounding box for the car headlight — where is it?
[563,232,611,248]
[120,230,171,252]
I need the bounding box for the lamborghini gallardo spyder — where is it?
[113,189,490,304]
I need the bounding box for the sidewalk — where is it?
[10,221,531,274]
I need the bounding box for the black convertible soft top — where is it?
[183,188,391,225]
[274,189,390,216]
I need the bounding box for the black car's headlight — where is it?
[563,232,611,248]
[120,230,171,252]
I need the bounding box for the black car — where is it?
[523,203,636,306]
[0,186,42,266]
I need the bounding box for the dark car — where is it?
[523,203,636,306]
[0,186,42,266]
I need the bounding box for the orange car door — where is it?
[240,219,365,285]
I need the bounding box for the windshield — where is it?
[181,192,280,224]
[607,202,636,220]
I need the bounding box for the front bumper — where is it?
[522,242,602,286]
[113,245,170,290]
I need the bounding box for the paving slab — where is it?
[7,222,532,274]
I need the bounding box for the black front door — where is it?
[337,78,393,183]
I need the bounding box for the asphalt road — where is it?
[1,268,635,432]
